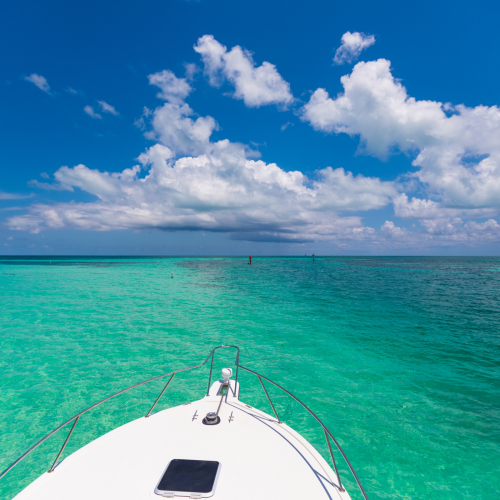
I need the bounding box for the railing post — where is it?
[48,416,80,473]
[206,351,215,395]
[234,350,240,399]
[258,376,281,423]
[323,427,344,491]
[0,349,221,484]
[146,373,175,418]
[237,363,369,500]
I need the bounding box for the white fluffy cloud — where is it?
[148,70,192,104]
[392,194,498,220]
[98,101,119,115]
[146,103,218,156]
[13,46,500,250]
[302,58,500,221]
[138,69,218,156]
[84,105,102,119]
[11,69,394,243]
[381,220,406,238]
[378,217,500,246]
[25,74,50,93]
[11,141,394,241]
[333,32,375,65]
[194,35,293,108]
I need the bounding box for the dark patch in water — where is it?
[0,261,149,268]
[191,282,223,288]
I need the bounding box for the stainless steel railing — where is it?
[0,345,368,500]
[236,363,369,500]
[0,345,231,480]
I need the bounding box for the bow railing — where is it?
[235,362,369,500]
[0,345,368,500]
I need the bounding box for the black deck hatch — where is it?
[156,459,220,494]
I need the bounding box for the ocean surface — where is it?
[0,256,499,499]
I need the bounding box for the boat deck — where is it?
[14,380,351,500]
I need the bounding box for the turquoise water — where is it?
[1,256,499,499]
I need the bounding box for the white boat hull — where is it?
[14,380,351,500]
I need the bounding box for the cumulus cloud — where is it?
[194,35,293,108]
[301,58,500,221]
[98,101,119,115]
[333,32,375,65]
[10,68,394,242]
[381,220,406,238]
[392,218,500,246]
[148,70,192,104]
[145,101,218,156]
[139,68,219,156]
[376,217,500,247]
[84,105,102,119]
[420,218,500,243]
[25,74,50,93]
[392,194,498,220]
[11,143,394,240]
[12,53,500,250]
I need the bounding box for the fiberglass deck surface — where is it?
[14,381,351,500]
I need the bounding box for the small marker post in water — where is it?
[171,272,173,278]
[312,253,315,262]
[249,256,252,265]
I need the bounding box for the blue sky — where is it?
[2,0,500,255]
